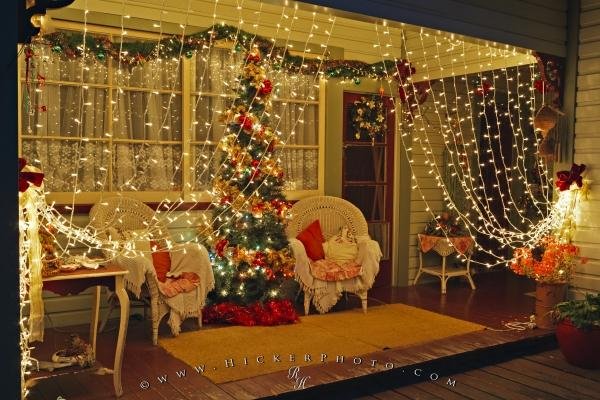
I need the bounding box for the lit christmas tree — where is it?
[204,47,297,322]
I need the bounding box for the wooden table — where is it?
[36,265,129,397]
[414,234,476,294]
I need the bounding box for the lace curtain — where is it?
[21,43,318,195]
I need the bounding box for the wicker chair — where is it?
[89,196,211,345]
[287,196,382,315]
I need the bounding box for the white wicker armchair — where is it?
[89,196,214,345]
[287,196,382,315]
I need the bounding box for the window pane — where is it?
[195,47,244,93]
[115,59,181,90]
[277,148,318,190]
[344,145,386,182]
[22,139,108,192]
[343,185,386,220]
[271,103,318,146]
[192,96,227,142]
[112,143,182,191]
[192,144,223,191]
[113,92,182,141]
[22,85,108,137]
[21,43,108,85]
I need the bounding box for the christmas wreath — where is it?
[350,95,387,142]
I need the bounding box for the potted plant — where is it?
[553,293,600,369]
[510,236,580,329]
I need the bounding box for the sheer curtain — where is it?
[21,42,319,195]
[112,58,182,191]
[22,45,109,192]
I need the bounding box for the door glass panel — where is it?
[344,145,386,182]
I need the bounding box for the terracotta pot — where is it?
[556,319,600,369]
[535,282,567,329]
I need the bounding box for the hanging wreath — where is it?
[350,95,387,142]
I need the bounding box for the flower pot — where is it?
[535,282,567,329]
[556,319,600,369]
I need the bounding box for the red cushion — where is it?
[150,240,171,282]
[296,220,325,260]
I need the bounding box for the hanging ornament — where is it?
[185,50,193,59]
[353,77,361,85]
[234,43,243,53]
[51,45,62,53]
[96,52,105,61]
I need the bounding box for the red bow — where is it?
[19,158,44,192]
[556,163,586,191]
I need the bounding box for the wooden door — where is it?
[342,92,395,287]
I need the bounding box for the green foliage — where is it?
[554,292,600,330]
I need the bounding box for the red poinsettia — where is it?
[475,80,493,96]
[259,79,272,96]
[246,52,260,63]
[215,239,228,257]
[556,163,586,191]
[237,115,254,132]
[202,299,299,326]
[19,158,44,193]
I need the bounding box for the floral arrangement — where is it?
[350,95,387,142]
[423,211,466,237]
[510,236,580,283]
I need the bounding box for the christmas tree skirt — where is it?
[158,304,484,384]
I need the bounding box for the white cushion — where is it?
[323,227,358,264]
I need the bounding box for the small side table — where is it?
[414,234,475,294]
[31,265,129,397]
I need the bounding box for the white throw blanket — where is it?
[289,236,381,313]
[112,243,215,336]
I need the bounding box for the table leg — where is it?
[113,276,130,397]
[89,286,101,357]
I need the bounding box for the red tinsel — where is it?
[259,79,273,95]
[202,299,299,326]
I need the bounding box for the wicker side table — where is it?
[414,234,475,294]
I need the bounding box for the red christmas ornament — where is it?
[251,159,260,167]
[220,195,231,205]
[263,267,274,280]
[259,79,273,96]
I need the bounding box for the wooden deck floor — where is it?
[27,269,569,400]
[360,350,600,400]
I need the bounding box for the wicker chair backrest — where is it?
[286,196,369,240]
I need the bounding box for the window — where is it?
[19,24,324,204]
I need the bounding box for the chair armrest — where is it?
[356,238,383,264]
[288,238,311,265]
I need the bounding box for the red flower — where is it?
[237,115,254,132]
[246,52,260,63]
[19,158,44,193]
[475,80,493,96]
[215,239,228,257]
[259,79,272,96]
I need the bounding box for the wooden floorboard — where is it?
[29,270,566,400]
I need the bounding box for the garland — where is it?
[36,24,398,79]
[350,95,387,142]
